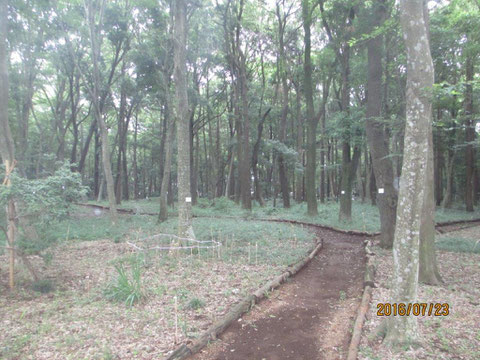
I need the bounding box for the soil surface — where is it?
[191,228,366,360]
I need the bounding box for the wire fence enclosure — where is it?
[126,233,222,252]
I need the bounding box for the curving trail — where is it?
[190,228,365,360]
[76,202,478,359]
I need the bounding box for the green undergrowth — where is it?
[45,212,159,243]
[32,210,316,269]
[143,217,316,267]
[436,236,480,254]
[89,197,480,234]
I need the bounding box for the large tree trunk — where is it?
[365,0,397,249]
[419,1,442,285]
[174,0,194,238]
[302,0,318,216]
[419,118,442,285]
[0,0,17,289]
[384,0,434,345]
[434,124,443,206]
[465,55,475,212]
[159,101,175,222]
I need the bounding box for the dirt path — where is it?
[191,228,365,360]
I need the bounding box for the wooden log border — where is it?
[163,239,324,360]
[347,238,376,360]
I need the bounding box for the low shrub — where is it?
[32,279,55,293]
[104,260,145,306]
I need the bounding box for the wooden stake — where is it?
[255,242,258,266]
[174,296,179,344]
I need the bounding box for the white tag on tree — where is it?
[378,188,385,194]
[185,197,192,203]
[341,190,345,194]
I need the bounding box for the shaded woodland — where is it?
[1,0,480,356]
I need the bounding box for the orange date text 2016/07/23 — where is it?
[376,303,449,317]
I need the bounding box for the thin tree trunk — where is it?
[276,3,290,208]
[0,0,17,289]
[302,0,318,216]
[295,83,304,202]
[465,55,475,212]
[133,112,139,199]
[384,0,434,344]
[85,0,117,222]
[252,108,270,206]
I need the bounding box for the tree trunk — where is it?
[384,0,434,345]
[252,109,270,206]
[238,55,252,211]
[295,83,304,202]
[442,147,455,208]
[85,0,117,222]
[174,0,194,238]
[433,123,443,206]
[133,112,139,199]
[365,0,397,248]
[338,10,356,222]
[276,4,290,208]
[302,0,318,216]
[190,111,198,206]
[465,55,475,212]
[159,102,175,222]
[419,116,442,285]
[0,0,17,289]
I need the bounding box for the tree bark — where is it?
[385,0,434,345]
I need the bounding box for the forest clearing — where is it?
[1,0,480,359]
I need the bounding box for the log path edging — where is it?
[347,238,375,360]
[163,239,324,360]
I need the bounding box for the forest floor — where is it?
[359,225,480,360]
[1,199,480,359]
[0,206,318,359]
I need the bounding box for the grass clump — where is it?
[186,297,205,310]
[437,236,480,254]
[104,260,145,306]
[32,279,55,293]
